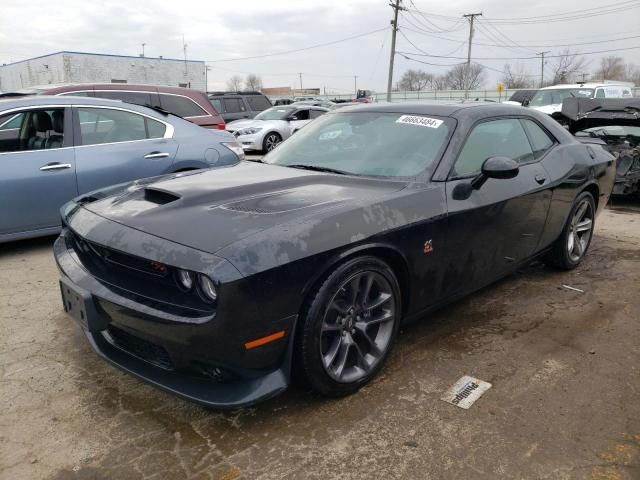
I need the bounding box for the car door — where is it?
[442,117,552,296]
[72,106,178,194]
[289,108,311,133]
[0,107,78,236]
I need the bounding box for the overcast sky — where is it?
[1,0,639,93]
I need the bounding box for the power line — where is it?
[398,29,467,58]
[204,27,388,63]
[400,54,464,67]
[401,22,640,50]
[396,44,640,61]
[406,0,465,33]
[482,0,639,22]
[476,20,537,54]
[406,0,640,24]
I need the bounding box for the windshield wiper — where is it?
[286,164,348,175]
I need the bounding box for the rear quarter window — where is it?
[158,94,208,117]
[246,96,272,111]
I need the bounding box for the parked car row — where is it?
[3,83,226,129]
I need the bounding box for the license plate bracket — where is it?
[59,278,105,331]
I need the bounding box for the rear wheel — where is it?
[295,257,401,396]
[262,132,282,152]
[545,191,595,270]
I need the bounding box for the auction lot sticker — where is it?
[396,115,443,128]
[441,375,492,409]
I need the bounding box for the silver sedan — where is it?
[225,105,329,153]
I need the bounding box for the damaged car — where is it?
[55,102,615,408]
[559,97,640,198]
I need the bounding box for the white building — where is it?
[0,51,206,92]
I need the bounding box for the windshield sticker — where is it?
[396,115,443,128]
[319,130,343,140]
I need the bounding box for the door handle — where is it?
[40,163,71,171]
[535,174,546,185]
[144,152,170,159]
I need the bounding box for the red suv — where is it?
[27,83,225,130]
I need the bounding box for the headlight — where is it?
[240,127,262,135]
[221,141,245,160]
[198,275,218,302]
[176,269,193,290]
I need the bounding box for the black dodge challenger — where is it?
[55,102,616,408]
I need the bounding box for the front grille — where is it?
[104,325,174,370]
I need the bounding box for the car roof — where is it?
[8,83,207,96]
[0,95,175,119]
[332,101,532,118]
[540,83,630,90]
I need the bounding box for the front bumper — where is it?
[231,132,264,151]
[54,230,295,408]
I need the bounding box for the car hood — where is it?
[80,162,406,255]
[225,119,285,131]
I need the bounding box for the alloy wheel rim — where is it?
[567,199,594,262]
[265,135,280,151]
[320,271,396,383]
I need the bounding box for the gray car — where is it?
[0,96,243,243]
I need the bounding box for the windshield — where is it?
[264,111,453,177]
[254,107,295,121]
[530,88,594,107]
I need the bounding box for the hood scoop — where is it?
[142,188,181,205]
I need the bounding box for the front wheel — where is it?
[545,191,596,270]
[262,132,282,152]
[295,257,401,397]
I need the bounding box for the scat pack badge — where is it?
[423,239,433,254]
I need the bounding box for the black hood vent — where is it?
[143,188,181,205]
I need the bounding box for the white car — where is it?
[528,82,634,115]
[226,105,330,152]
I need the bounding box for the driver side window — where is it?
[453,118,534,177]
[293,109,310,121]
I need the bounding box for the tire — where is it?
[295,256,402,397]
[545,191,596,270]
[262,132,282,153]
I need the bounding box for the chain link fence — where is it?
[317,87,640,103]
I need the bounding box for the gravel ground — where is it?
[1,202,639,480]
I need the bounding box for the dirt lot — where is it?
[1,202,639,480]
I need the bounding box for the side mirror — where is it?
[521,98,530,107]
[471,157,519,190]
[287,116,298,121]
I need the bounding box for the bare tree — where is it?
[595,56,626,82]
[226,75,243,91]
[549,49,589,84]
[501,63,534,89]
[398,69,434,91]
[444,63,485,90]
[623,63,640,85]
[245,73,263,91]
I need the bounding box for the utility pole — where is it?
[141,43,146,57]
[182,35,188,78]
[354,75,358,96]
[536,51,550,88]
[463,13,482,99]
[205,65,211,93]
[386,0,404,102]
[298,72,303,90]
